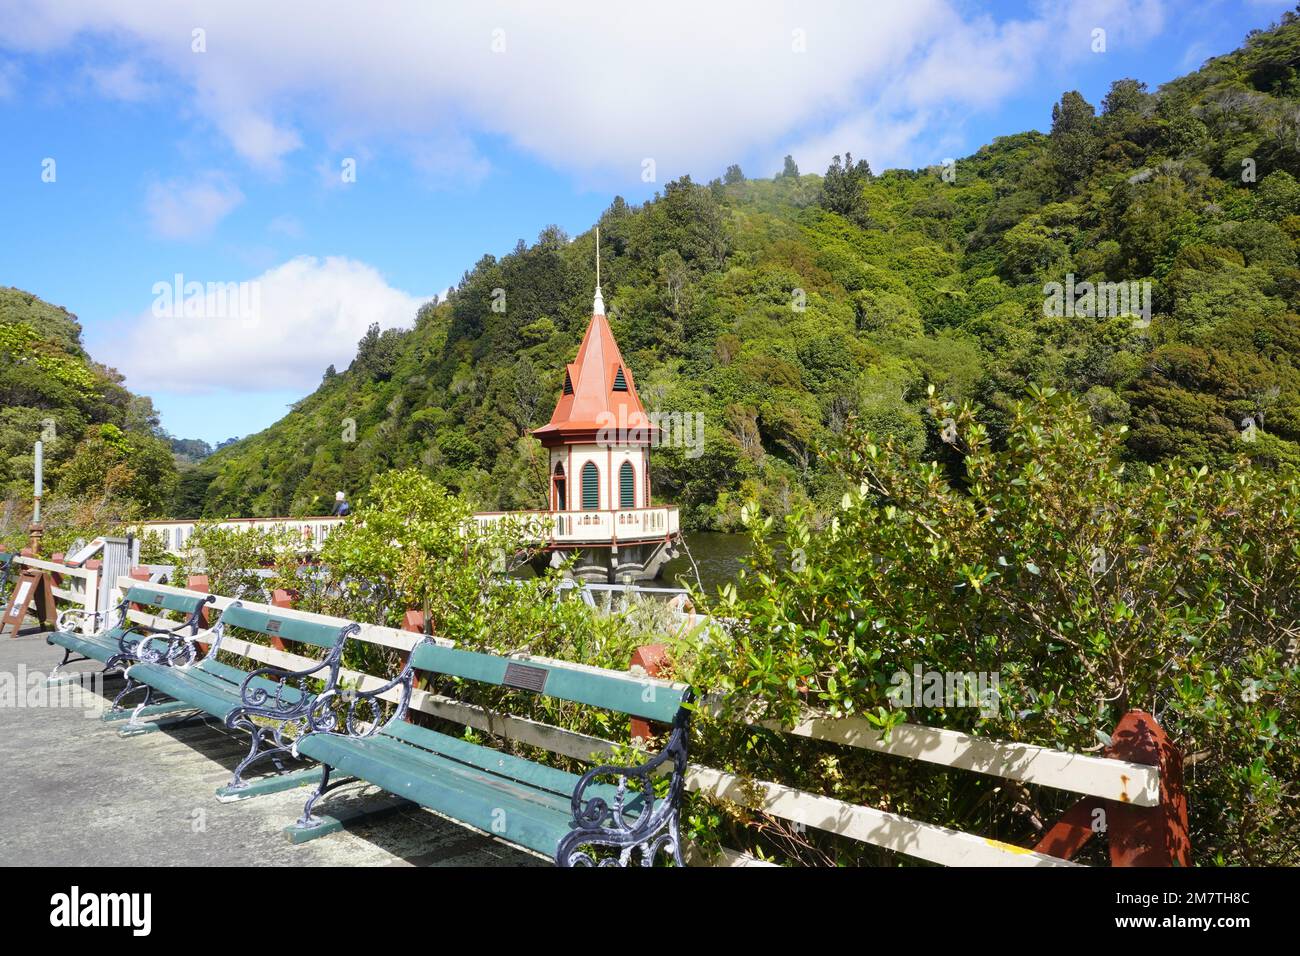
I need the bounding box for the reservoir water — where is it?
[661,532,754,594]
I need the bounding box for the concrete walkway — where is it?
[0,628,542,867]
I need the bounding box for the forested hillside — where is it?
[0,286,179,544]
[185,13,1300,527]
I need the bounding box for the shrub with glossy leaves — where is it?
[689,386,1299,865]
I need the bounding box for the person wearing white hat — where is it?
[332,491,350,517]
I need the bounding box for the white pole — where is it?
[33,440,43,524]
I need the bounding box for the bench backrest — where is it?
[409,643,689,724]
[123,586,210,616]
[219,602,352,649]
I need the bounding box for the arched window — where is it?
[581,462,600,510]
[552,461,567,511]
[619,461,635,509]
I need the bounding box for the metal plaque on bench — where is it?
[503,662,548,693]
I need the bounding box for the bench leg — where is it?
[111,677,152,711]
[283,765,404,844]
[47,647,91,685]
[122,696,204,734]
[297,762,335,829]
[224,722,296,792]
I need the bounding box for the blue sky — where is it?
[0,0,1293,445]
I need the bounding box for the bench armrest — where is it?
[55,606,105,634]
[235,623,359,720]
[304,637,433,737]
[558,708,692,866]
[566,709,692,850]
[116,595,215,664]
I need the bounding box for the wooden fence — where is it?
[105,576,1164,867]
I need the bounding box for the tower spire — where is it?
[593,226,605,316]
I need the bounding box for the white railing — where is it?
[139,516,347,554]
[13,556,99,633]
[141,506,680,556]
[472,505,680,544]
[113,576,1160,868]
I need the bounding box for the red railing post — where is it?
[629,643,669,742]
[268,589,297,651]
[1034,709,1190,866]
[187,574,211,653]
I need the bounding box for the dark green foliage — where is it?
[192,14,1300,529]
[819,152,873,225]
[0,287,181,547]
[1049,90,1100,193]
[689,389,1300,865]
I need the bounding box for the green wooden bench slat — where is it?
[128,662,235,718]
[128,656,311,720]
[49,627,170,664]
[301,724,645,824]
[295,732,575,857]
[376,723,645,818]
[379,720,592,798]
[303,733,574,816]
[219,604,346,649]
[123,588,209,615]
[195,659,309,704]
[409,643,688,723]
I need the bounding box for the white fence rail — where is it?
[14,556,99,633]
[113,577,1159,868]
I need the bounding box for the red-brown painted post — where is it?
[187,574,211,652]
[1034,709,1190,866]
[400,611,432,718]
[629,643,669,742]
[268,589,297,651]
[125,566,150,612]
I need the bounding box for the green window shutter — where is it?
[581,462,600,510]
[619,462,635,509]
[612,367,628,391]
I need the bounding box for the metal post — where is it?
[29,440,43,555]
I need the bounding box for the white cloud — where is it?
[85,60,154,101]
[782,0,1165,171]
[0,0,1167,181]
[145,172,244,240]
[105,255,430,394]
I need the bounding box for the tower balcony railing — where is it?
[470,505,680,545]
[140,505,679,555]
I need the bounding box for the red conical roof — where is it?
[532,302,654,446]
